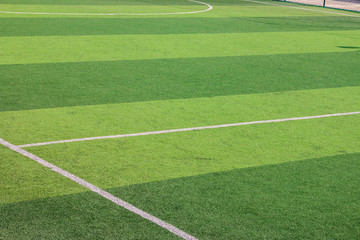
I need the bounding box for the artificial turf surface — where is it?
[1,0,359,239]
[2,31,360,65]
[1,16,360,36]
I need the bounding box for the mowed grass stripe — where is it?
[0,189,180,240]
[0,145,85,204]
[26,114,359,189]
[1,86,359,145]
[2,153,359,239]
[1,30,359,65]
[1,52,359,111]
[0,3,206,14]
[1,16,359,36]
[111,153,360,239]
[18,112,360,148]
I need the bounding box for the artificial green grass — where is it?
[112,153,360,239]
[0,0,204,6]
[0,3,205,14]
[0,146,86,204]
[26,114,359,189]
[1,52,360,111]
[1,86,359,145]
[1,0,355,20]
[1,0,359,238]
[0,191,179,240]
[1,16,359,36]
[1,30,359,65]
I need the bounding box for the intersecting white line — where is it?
[19,111,360,148]
[0,0,213,16]
[0,138,198,240]
[3,111,359,237]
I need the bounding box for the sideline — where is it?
[0,0,212,16]
[19,111,360,148]
[244,0,360,17]
[0,137,198,240]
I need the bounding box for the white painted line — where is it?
[0,0,212,16]
[244,0,360,17]
[19,111,360,148]
[0,138,198,240]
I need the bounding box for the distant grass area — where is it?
[0,0,201,6]
[1,153,359,239]
[0,4,205,14]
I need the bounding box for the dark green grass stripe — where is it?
[1,51,359,112]
[111,153,360,239]
[1,16,359,36]
[0,192,179,240]
[1,153,359,239]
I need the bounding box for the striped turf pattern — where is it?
[0,0,359,239]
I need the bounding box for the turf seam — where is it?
[18,111,360,148]
[0,0,213,16]
[245,0,360,17]
[0,138,198,240]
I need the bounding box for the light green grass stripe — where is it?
[1,86,359,145]
[28,114,360,190]
[18,112,360,148]
[0,145,86,204]
[1,30,359,64]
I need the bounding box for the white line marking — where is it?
[19,111,360,148]
[244,0,360,17]
[0,138,198,240]
[0,0,212,16]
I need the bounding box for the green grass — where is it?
[0,190,179,240]
[0,4,206,14]
[1,16,359,36]
[1,0,355,19]
[113,153,360,239]
[0,0,203,6]
[1,0,359,239]
[1,31,360,65]
[0,146,86,204]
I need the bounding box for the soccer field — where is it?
[1,0,359,239]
